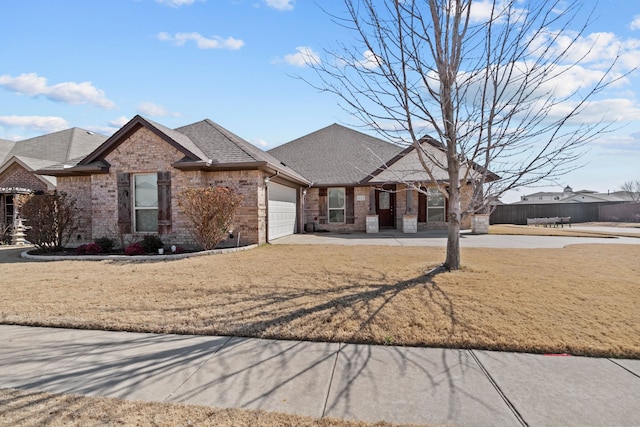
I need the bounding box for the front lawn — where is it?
[1,243,638,358]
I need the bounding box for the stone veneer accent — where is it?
[58,127,269,247]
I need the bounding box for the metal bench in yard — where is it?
[526,216,571,228]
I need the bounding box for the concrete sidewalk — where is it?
[1,325,639,426]
[271,229,640,248]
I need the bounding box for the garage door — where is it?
[268,182,297,240]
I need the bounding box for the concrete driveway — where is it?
[272,229,640,248]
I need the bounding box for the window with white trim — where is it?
[427,188,446,222]
[328,187,345,223]
[133,173,158,232]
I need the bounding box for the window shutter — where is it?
[346,187,355,224]
[318,188,327,224]
[418,190,426,222]
[157,171,172,234]
[117,173,131,234]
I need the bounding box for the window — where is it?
[328,187,345,223]
[133,174,158,232]
[427,188,445,222]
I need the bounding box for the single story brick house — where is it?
[0,129,107,242]
[269,124,495,233]
[39,115,310,247]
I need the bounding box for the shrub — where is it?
[141,234,163,253]
[178,187,243,250]
[124,242,145,256]
[75,242,103,255]
[15,191,77,252]
[94,237,115,253]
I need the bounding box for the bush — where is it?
[141,235,163,253]
[75,242,103,255]
[15,191,77,252]
[178,187,243,250]
[94,237,115,253]
[124,242,145,256]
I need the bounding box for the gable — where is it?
[367,138,499,184]
[104,127,188,172]
[80,115,207,166]
[0,159,52,192]
[369,143,452,183]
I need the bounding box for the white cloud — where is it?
[631,15,640,30]
[137,102,180,117]
[0,73,115,109]
[355,50,382,70]
[109,116,130,128]
[283,46,320,67]
[0,115,69,133]
[265,0,294,11]
[546,98,640,125]
[157,32,244,50]
[468,0,526,24]
[252,138,269,148]
[156,0,200,7]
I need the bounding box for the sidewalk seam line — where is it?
[468,350,528,427]
[162,335,234,403]
[321,342,342,418]
[608,358,640,379]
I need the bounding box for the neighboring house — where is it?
[513,185,638,204]
[39,115,310,247]
[270,124,494,232]
[0,128,107,241]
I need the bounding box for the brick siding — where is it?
[58,127,268,247]
[304,183,474,233]
[0,163,49,193]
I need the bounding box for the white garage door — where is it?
[268,182,297,240]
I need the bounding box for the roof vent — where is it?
[86,131,95,135]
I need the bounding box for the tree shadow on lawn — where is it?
[146,266,463,348]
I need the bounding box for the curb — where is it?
[21,244,258,262]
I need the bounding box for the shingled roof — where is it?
[175,119,309,184]
[41,116,309,185]
[268,124,403,185]
[1,128,107,165]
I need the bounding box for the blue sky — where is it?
[1,0,639,203]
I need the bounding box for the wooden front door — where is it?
[376,190,395,228]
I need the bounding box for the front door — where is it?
[376,189,395,228]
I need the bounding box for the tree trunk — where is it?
[444,183,461,270]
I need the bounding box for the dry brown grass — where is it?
[1,243,638,358]
[0,388,407,427]
[489,224,632,237]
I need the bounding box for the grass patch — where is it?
[0,388,408,427]
[1,243,638,358]
[489,224,613,237]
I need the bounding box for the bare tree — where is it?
[309,0,631,270]
[620,180,640,203]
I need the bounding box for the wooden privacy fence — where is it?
[599,202,640,222]
[490,202,627,225]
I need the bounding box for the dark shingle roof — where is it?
[43,116,309,184]
[268,124,403,185]
[0,139,14,163]
[176,119,309,183]
[3,128,107,165]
